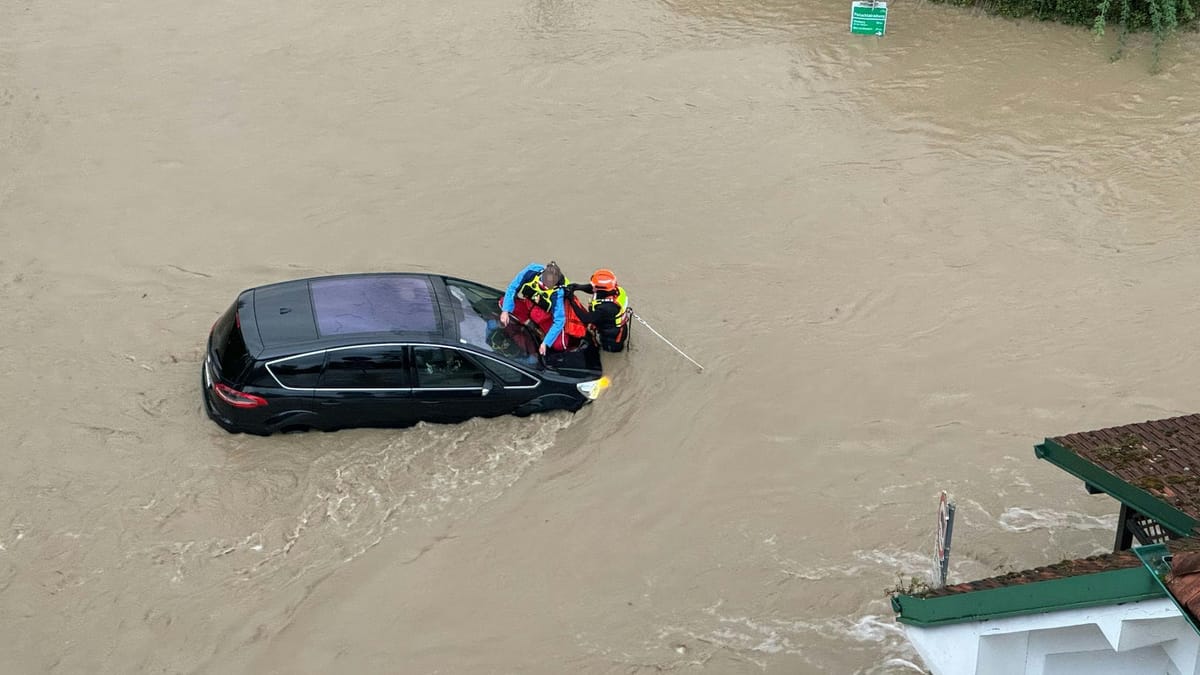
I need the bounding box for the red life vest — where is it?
[564,295,588,339]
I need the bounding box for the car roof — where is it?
[244,273,459,357]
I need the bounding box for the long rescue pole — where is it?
[631,311,704,372]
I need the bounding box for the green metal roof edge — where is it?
[892,566,1164,627]
[1134,543,1200,638]
[1034,438,1198,537]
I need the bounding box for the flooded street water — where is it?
[3,0,1200,672]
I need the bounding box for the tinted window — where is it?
[212,301,252,379]
[243,364,280,388]
[479,357,537,387]
[413,347,485,388]
[444,278,502,318]
[311,276,438,336]
[320,346,409,389]
[444,278,540,364]
[271,352,325,388]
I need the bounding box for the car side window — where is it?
[270,351,326,389]
[444,279,502,318]
[413,347,485,388]
[320,346,408,389]
[479,358,537,387]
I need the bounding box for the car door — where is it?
[470,351,543,412]
[410,345,516,423]
[316,344,415,429]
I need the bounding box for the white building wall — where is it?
[903,598,1200,675]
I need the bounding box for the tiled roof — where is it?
[896,415,1200,624]
[1051,413,1200,522]
[1166,549,1200,619]
[916,538,1200,601]
[1159,539,1200,624]
[919,550,1142,598]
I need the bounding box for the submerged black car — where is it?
[202,273,608,435]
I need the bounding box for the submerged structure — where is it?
[892,414,1200,674]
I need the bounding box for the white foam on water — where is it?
[137,414,573,590]
[844,615,908,643]
[962,498,994,519]
[870,657,929,674]
[774,547,935,583]
[643,609,921,672]
[651,613,800,669]
[878,482,925,495]
[997,507,1117,533]
[4,524,27,552]
[988,464,1033,490]
[815,615,923,674]
[854,548,936,577]
[275,413,570,569]
[579,541,932,672]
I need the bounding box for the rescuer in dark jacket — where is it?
[564,268,630,353]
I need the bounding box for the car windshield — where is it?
[445,279,542,368]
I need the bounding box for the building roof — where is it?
[920,550,1143,599]
[1035,414,1200,539]
[894,414,1200,629]
[1166,549,1200,620]
[892,560,1162,627]
[1047,413,1200,524]
[893,539,1200,627]
[921,537,1200,598]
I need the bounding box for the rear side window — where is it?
[413,347,486,388]
[211,302,252,379]
[270,352,325,389]
[320,346,409,389]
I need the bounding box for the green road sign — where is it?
[851,1,888,35]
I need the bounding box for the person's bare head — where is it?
[539,261,563,288]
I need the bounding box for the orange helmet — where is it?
[590,268,618,292]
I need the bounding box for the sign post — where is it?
[934,491,956,588]
[850,1,888,36]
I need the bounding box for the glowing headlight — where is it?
[576,377,610,400]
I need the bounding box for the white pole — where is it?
[631,312,704,372]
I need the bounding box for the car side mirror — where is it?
[482,377,494,397]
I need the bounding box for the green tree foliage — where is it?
[930,0,1195,70]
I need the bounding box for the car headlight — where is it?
[576,377,610,400]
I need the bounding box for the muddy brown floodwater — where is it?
[3,0,1200,672]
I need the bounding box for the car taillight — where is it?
[213,383,268,409]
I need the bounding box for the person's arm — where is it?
[562,286,597,323]
[542,291,568,348]
[563,282,594,294]
[501,263,542,312]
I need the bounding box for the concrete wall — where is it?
[903,598,1200,675]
